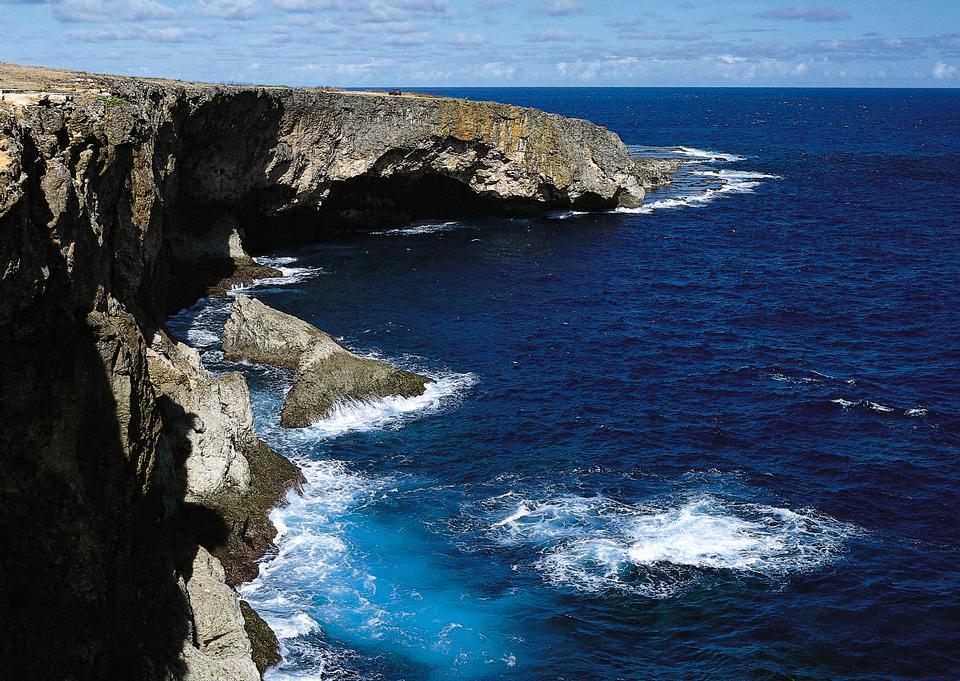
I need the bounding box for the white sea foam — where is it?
[832,398,895,413]
[372,221,466,236]
[626,144,746,163]
[547,210,591,220]
[618,145,779,215]
[165,297,231,350]
[240,458,391,676]
[696,169,783,181]
[246,256,324,287]
[906,407,928,417]
[277,369,476,440]
[670,146,747,162]
[488,493,856,598]
[617,177,764,214]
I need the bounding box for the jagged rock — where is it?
[148,328,303,585]
[281,339,431,428]
[178,547,261,681]
[240,601,282,675]
[223,295,329,369]
[0,62,680,679]
[147,331,253,501]
[222,295,431,428]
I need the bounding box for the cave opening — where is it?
[239,171,562,251]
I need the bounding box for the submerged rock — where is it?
[223,295,431,428]
[281,339,431,428]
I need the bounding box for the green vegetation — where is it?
[98,94,132,108]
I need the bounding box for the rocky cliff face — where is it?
[0,63,679,679]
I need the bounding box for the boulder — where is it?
[223,295,333,369]
[221,296,432,428]
[178,547,261,681]
[280,340,431,428]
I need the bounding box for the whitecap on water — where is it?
[626,145,746,163]
[261,369,476,441]
[239,458,393,678]
[372,221,467,236]
[832,398,895,413]
[245,256,325,288]
[165,296,232,350]
[617,145,780,215]
[486,492,857,598]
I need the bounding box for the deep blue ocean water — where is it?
[169,88,960,680]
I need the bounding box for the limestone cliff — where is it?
[0,62,679,680]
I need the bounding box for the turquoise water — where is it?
[168,88,960,679]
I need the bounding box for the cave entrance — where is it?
[241,171,555,249]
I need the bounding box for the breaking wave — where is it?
[618,145,780,215]
[372,221,468,236]
[486,492,857,598]
[271,369,476,440]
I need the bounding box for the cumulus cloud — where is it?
[525,28,578,42]
[533,0,585,16]
[757,4,850,22]
[198,0,259,20]
[933,61,957,79]
[53,0,175,22]
[70,25,216,42]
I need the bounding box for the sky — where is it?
[1,0,959,87]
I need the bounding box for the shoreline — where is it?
[0,61,679,678]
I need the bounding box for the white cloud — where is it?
[525,28,578,42]
[198,0,259,20]
[53,0,175,22]
[481,61,515,78]
[533,0,585,16]
[757,4,850,22]
[448,31,486,45]
[933,61,957,79]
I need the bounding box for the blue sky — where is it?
[1,1,958,87]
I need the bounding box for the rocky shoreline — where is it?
[0,62,679,679]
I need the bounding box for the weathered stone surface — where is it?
[148,332,253,501]
[240,601,283,675]
[282,339,431,428]
[148,327,303,585]
[0,61,680,679]
[178,547,261,681]
[223,295,333,369]
[222,295,431,428]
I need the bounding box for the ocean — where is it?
[168,88,960,680]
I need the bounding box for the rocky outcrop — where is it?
[148,332,254,500]
[0,62,680,680]
[281,339,430,427]
[223,294,327,369]
[178,547,260,681]
[224,295,431,428]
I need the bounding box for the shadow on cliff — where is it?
[0,311,230,681]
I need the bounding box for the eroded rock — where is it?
[223,295,331,369]
[281,339,431,428]
[178,547,261,681]
[223,295,431,428]
[147,331,253,501]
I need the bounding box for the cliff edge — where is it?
[0,62,679,680]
